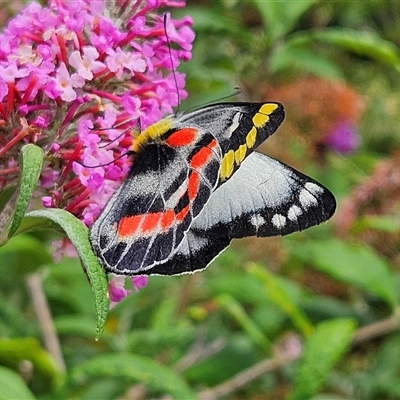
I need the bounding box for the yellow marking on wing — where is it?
[260,103,278,115]
[220,150,235,180]
[252,103,278,128]
[132,118,173,153]
[235,144,247,165]
[252,112,269,128]
[246,126,257,149]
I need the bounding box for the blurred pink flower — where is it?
[325,120,360,154]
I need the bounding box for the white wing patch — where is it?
[299,189,318,208]
[271,214,287,229]
[251,214,265,229]
[287,205,302,221]
[227,112,241,138]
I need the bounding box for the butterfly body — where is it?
[90,102,335,275]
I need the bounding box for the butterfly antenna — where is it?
[164,13,180,114]
[76,151,132,168]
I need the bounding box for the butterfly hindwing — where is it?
[141,152,336,275]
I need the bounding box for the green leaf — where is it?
[270,45,343,79]
[8,144,44,238]
[0,234,52,275]
[252,0,318,41]
[289,319,356,400]
[71,353,195,399]
[248,263,313,337]
[17,209,109,339]
[0,338,61,390]
[290,239,397,308]
[0,366,36,400]
[287,27,400,70]
[217,293,272,352]
[313,28,400,69]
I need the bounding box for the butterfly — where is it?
[89,102,336,275]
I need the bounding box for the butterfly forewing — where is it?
[90,126,223,274]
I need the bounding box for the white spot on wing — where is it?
[299,189,318,208]
[287,205,302,221]
[226,112,241,138]
[305,182,324,194]
[272,214,286,229]
[250,214,265,229]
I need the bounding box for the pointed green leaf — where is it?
[217,293,272,352]
[71,353,195,399]
[312,28,400,68]
[287,27,400,70]
[248,263,313,337]
[8,144,44,238]
[289,319,356,400]
[0,366,36,400]
[290,239,397,308]
[18,209,109,339]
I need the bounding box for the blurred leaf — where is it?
[365,335,400,396]
[0,234,52,275]
[289,319,356,400]
[270,45,343,79]
[290,239,397,308]
[0,338,61,390]
[184,6,241,34]
[313,28,400,69]
[71,353,195,399]
[217,293,272,352]
[252,0,318,41]
[18,209,109,339]
[0,366,36,400]
[353,215,400,233]
[248,263,313,337]
[55,315,101,340]
[8,144,43,238]
[208,272,268,304]
[287,27,400,69]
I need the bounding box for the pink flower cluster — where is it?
[0,0,194,226]
[0,0,194,303]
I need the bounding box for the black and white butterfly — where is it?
[90,102,336,275]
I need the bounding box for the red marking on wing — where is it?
[118,215,142,238]
[188,171,200,201]
[160,209,175,230]
[165,128,197,147]
[176,204,189,221]
[190,139,217,169]
[142,212,162,233]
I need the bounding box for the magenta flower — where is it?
[325,120,361,154]
[0,0,194,301]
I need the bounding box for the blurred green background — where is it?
[1,1,400,399]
